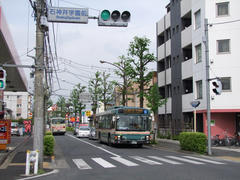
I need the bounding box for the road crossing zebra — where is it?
[72,155,225,170]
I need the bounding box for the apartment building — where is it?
[115,72,158,108]
[4,91,32,120]
[157,0,240,137]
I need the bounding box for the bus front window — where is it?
[116,115,150,131]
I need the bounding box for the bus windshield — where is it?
[51,118,65,124]
[116,115,150,131]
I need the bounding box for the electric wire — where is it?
[59,0,100,12]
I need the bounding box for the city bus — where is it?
[50,117,66,135]
[96,106,152,147]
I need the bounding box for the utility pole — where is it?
[204,18,212,155]
[33,0,46,168]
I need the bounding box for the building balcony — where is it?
[158,97,172,114]
[158,39,171,60]
[158,68,171,87]
[181,25,192,48]
[181,0,191,17]
[182,58,193,79]
[157,12,171,35]
[182,93,194,112]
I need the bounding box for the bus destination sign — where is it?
[119,108,148,114]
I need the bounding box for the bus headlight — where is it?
[118,136,121,140]
[145,136,150,140]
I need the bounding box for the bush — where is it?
[66,126,74,132]
[44,135,55,156]
[179,132,207,154]
[45,131,52,135]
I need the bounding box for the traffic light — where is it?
[0,68,6,90]
[98,10,131,27]
[212,79,222,95]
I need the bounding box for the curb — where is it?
[17,169,59,180]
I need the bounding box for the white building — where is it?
[4,91,32,119]
[156,0,240,137]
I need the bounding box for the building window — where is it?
[16,113,21,117]
[195,44,202,63]
[17,104,22,108]
[17,95,21,99]
[217,2,229,17]
[195,10,201,29]
[221,77,231,91]
[217,39,230,53]
[196,80,202,99]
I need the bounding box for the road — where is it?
[36,133,239,180]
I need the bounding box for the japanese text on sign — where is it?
[48,7,88,24]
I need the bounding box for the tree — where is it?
[88,71,102,124]
[112,55,134,106]
[100,72,114,111]
[56,96,66,118]
[145,83,167,134]
[128,36,156,108]
[69,83,86,123]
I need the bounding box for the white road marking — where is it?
[148,156,182,165]
[166,156,205,164]
[67,134,120,157]
[111,156,139,167]
[72,159,92,170]
[92,158,116,168]
[130,156,162,165]
[183,156,225,164]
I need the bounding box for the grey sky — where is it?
[1,0,169,102]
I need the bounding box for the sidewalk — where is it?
[153,138,240,162]
[0,136,53,179]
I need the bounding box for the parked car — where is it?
[11,122,20,136]
[76,125,90,138]
[88,127,97,140]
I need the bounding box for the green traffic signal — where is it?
[101,10,110,21]
[0,80,4,89]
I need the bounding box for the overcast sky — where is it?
[1,0,169,102]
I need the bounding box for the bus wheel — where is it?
[137,144,143,148]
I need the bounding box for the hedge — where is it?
[179,132,207,154]
[44,135,55,156]
[45,131,53,136]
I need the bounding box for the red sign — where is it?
[0,120,9,145]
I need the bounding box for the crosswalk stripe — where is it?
[166,156,205,164]
[148,156,182,165]
[130,156,162,165]
[92,158,116,168]
[72,159,92,170]
[183,156,225,164]
[111,156,139,167]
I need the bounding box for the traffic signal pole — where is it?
[33,0,45,168]
[204,19,212,155]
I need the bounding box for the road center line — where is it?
[67,134,120,157]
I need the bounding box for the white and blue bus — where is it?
[96,107,152,147]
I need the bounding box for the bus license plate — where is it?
[131,141,137,144]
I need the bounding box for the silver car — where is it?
[76,126,90,138]
[88,127,97,140]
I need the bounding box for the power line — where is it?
[58,0,100,12]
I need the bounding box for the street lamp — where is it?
[100,60,128,106]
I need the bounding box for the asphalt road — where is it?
[35,133,240,180]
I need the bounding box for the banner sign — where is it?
[48,7,88,24]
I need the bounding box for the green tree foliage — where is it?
[100,72,114,111]
[128,36,156,107]
[88,71,102,123]
[69,83,86,123]
[145,84,167,114]
[112,55,133,106]
[56,96,66,118]
[145,84,167,133]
